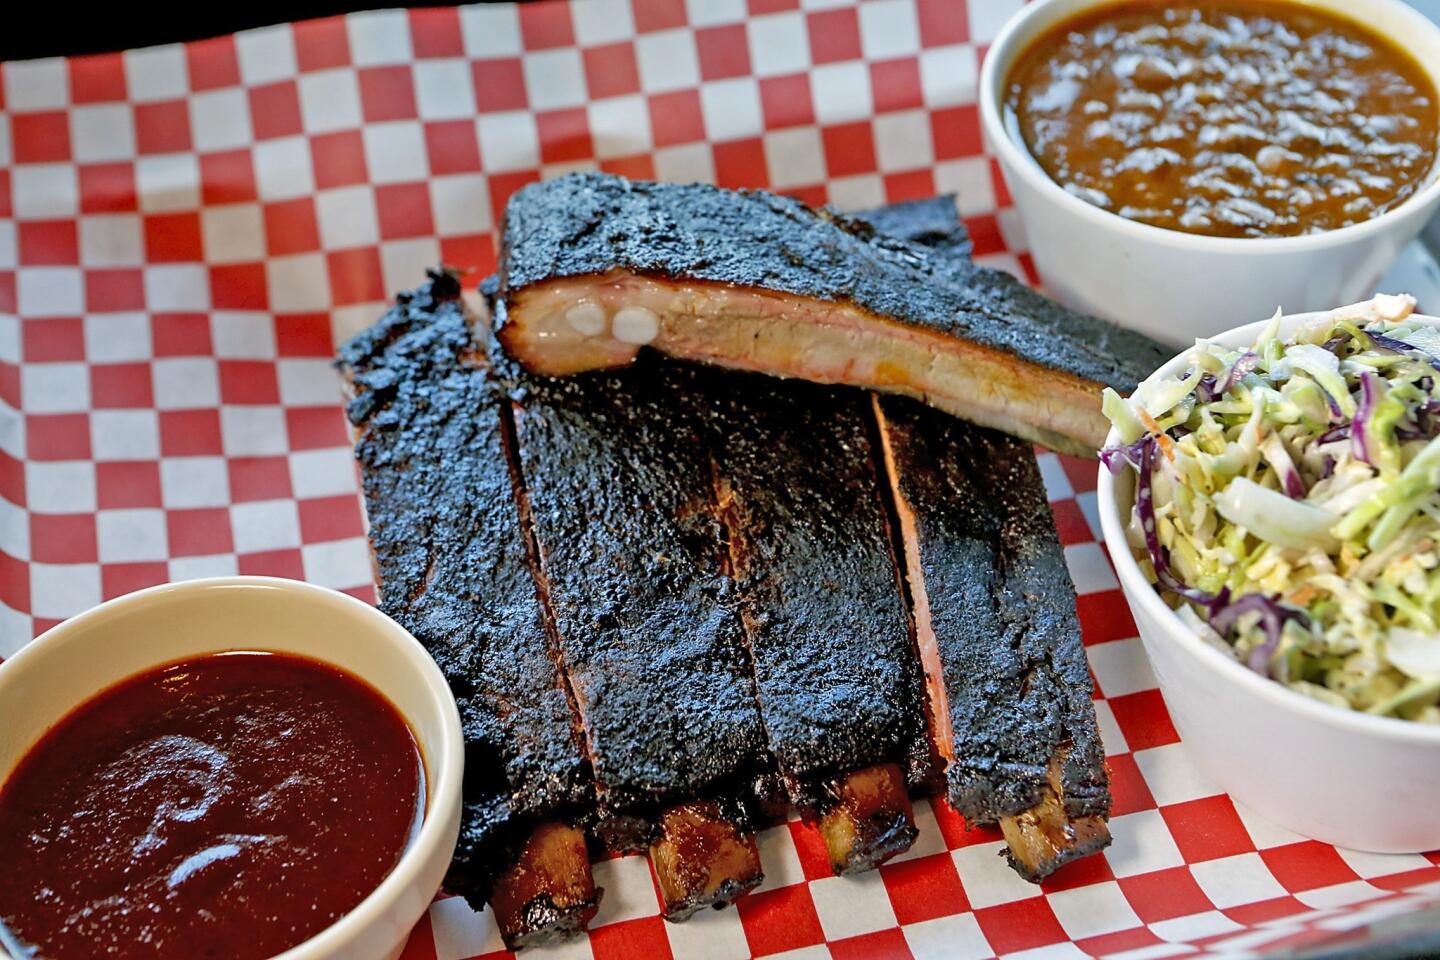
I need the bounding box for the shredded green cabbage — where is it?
[1105,295,1440,722]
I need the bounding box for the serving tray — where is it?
[3,3,1440,958]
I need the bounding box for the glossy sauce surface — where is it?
[1005,1,1439,237]
[0,652,423,960]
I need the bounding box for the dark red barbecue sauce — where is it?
[0,652,424,960]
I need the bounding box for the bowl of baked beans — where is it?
[979,0,1440,345]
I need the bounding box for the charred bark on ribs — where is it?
[336,189,1117,948]
[875,396,1112,878]
[497,349,776,919]
[494,172,1171,458]
[679,370,933,874]
[337,273,600,946]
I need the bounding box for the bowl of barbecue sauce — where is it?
[979,0,1440,345]
[0,577,463,960]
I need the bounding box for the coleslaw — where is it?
[1103,294,1440,722]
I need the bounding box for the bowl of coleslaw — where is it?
[1097,294,1440,853]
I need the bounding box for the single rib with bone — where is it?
[495,173,1172,459]
[505,351,775,915]
[339,188,1117,948]
[339,278,600,945]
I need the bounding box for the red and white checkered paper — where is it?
[3,2,1439,957]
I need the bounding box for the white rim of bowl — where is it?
[978,0,1440,253]
[1,576,464,959]
[1096,315,1440,746]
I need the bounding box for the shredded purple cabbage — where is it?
[1369,332,1440,374]
[1320,454,1336,480]
[1321,335,1348,354]
[1352,372,1379,466]
[1117,438,1306,673]
[1133,438,1228,613]
[1192,352,1259,404]
[1316,424,1351,444]
[1220,352,1259,396]
[1277,460,1306,499]
[1397,397,1440,442]
[1099,437,1148,476]
[1209,593,1310,676]
[1134,437,1164,572]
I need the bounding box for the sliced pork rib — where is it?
[342,180,1123,944]
[494,173,1173,458]
[501,352,776,918]
[684,369,933,874]
[874,395,1111,880]
[858,197,1112,881]
[338,272,600,946]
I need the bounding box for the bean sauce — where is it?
[1005,1,1439,237]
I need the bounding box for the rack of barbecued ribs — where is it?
[338,179,1167,948]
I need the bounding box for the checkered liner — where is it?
[3,2,1438,958]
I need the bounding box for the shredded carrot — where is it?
[1138,410,1178,462]
[1288,584,1321,606]
[1156,433,1177,462]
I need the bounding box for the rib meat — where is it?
[857,195,1112,880]
[683,370,932,874]
[494,173,1173,458]
[338,272,599,945]
[499,350,774,915]
[341,185,1119,943]
[874,396,1111,879]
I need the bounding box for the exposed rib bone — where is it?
[999,756,1112,882]
[496,173,1174,458]
[489,822,601,947]
[650,802,764,921]
[819,763,919,875]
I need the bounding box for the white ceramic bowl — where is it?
[1097,312,1440,853]
[979,0,1440,346]
[0,577,463,960]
